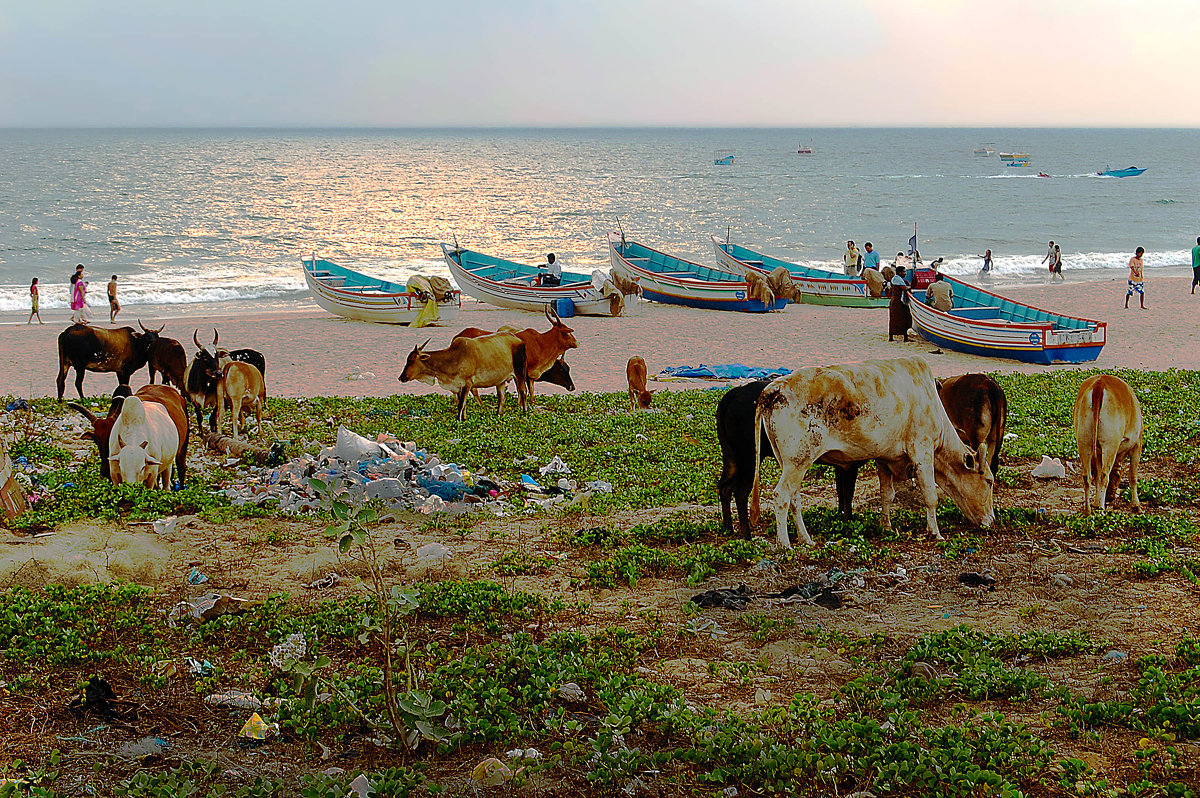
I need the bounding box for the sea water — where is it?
[0,127,1196,317]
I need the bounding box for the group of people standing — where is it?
[27,264,120,325]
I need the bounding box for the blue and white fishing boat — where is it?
[608,232,787,313]
[302,257,461,325]
[1097,166,1146,178]
[442,244,623,316]
[909,276,1106,364]
[711,236,888,308]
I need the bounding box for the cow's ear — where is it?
[81,431,94,442]
[962,448,976,471]
[145,454,161,466]
[976,442,989,474]
[140,440,150,450]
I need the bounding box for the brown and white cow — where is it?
[626,356,654,410]
[751,357,995,547]
[108,395,181,489]
[937,373,1007,478]
[70,384,190,485]
[399,334,528,421]
[1073,374,1142,515]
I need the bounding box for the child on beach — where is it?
[1125,247,1146,309]
[28,278,43,324]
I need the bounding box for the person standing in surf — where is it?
[979,249,993,275]
[1041,241,1055,277]
[1052,244,1064,281]
[1125,247,1146,309]
[1191,237,1200,295]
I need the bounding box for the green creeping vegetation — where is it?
[2,583,1199,796]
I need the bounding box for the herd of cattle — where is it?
[55,323,267,489]
[48,314,1147,546]
[716,357,1145,547]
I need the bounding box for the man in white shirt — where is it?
[843,241,861,276]
[543,253,562,286]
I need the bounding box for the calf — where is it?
[937,373,1007,477]
[108,395,181,489]
[399,334,528,422]
[216,361,266,439]
[752,357,994,547]
[1073,374,1142,514]
[213,329,266,377]
[626,356,654,410]
[610,265,642,300]
[716,380,860,536]
[70,384,190,485]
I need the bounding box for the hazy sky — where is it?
[2,0,1196,127]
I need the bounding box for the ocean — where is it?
[0,127,1196,319]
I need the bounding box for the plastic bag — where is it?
[410,298,440,328]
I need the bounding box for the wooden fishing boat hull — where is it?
[302,257,461,325]
[909,276,1105,364]
[442,244,620,316]
[609,233,786,313]
[711,237,889,308]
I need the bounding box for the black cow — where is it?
[183,330,224,431]
[212,329,265,377]
[148,336,188,391]
[56,322,162,401]
[717,380,861,537]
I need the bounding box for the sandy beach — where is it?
[2,267,1196,402]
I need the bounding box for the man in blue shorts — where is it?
[1125,247,1145,309]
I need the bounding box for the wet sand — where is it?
[2,267,1196,401]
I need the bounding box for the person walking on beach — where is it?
[28,278,43,324]
[979,249,993,275]
[1041,241,1055,274]
[1051,244,1064,281]
[862,242,880,273]
[107,274,120,322]
[843,241,861,276]
[888,266,912,342]
[1191,237,1200,295]
[1125,247,1146,309]
[69,269,88,324]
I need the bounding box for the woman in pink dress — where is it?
[71,270,88,323]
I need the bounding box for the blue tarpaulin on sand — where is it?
[658,364,793,380]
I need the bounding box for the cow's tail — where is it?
[750,398,766,527]
[1089,380,1105,483]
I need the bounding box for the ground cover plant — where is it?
[2,369,1200,795]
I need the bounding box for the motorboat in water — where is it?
[1098,166,1146,178]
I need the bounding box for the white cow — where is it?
[108,395,181,489]
[751,357,995,547]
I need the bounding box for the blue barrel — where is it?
[553,298,575,318]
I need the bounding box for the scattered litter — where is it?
[204,690,270,711]
[414,543,450,565]
[470,758,513,787]
[186,657,213,676]
[909,662,940,681]
[538,455,572,476]
[152,515,179,535]
[348,774,372,798]
[556,477,578,493]
[1031,456,1067,479]
[723,787,741,798]
[506,748,541,761]
[521,474,544,492]
[68,676,121,719]
[333,426,383,461]
[168,593,256,627]
[558,682,587,703]
[691,584,753,610]
[118,737,170,759]
[187,567,209,585]
[304,573,339,590]
[345,369,376,381]
[1049,573,1073,588]
[957,572,996,591]
[4,399,30,412]
[1102,650,1128,663]
[239,712,277,740]
[585,479,614,493]
[513,455,539,467]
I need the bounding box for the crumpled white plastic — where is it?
[1031,456,1066,479]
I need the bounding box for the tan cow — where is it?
[752,357,995,547]
[610,265,643,300]
[1073,374,1142,514]
[626,356,654,410]
[216,361,266,438]
[744,270,776,310]
[399,334,528,421]
[862,268,886,298]
[766,266,798,303]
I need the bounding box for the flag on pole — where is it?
[908,234,917,256]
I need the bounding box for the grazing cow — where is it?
[766,266,798,303]
[453,327,575,407]
[70,384,190,484]
[626,356,654,410]
[1073,374,1142,515]
[183,330,224,431]
[610,265,642,300]
[212,328,266,377]
[937,373,1007,478]
[399,334,528,421]
[751,357,995,547]
[107,395,181,489]
[148,335,188,390]
[744,270,776,309]
[491,307,578,407]
[56,321,162,401]
[716,380,861,536]
[215,361,266,438]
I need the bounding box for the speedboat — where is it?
[1098,166,1146,178]
[1037,172,1051,178]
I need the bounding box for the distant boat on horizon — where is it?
[973,144,995,156]
[796,140,815,155]
[714,149,736,165]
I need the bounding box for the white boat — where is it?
[796,140,814,155]
[442,244,623,316]
[973,144,995,156]
[302,257,461,325]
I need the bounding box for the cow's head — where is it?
[68,396,121,479]
[544,306,578,350]
[399,338,433,384]
[187,330,223,393]
[938,441,995,529]
[134,321,164,357]
[541,358,575,392]
[108,396,161,487]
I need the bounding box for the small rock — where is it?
[910,661,940,681]
[1050,573,1073,588]
[558,682,587,703]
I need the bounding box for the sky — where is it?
[1,0,1197,127]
